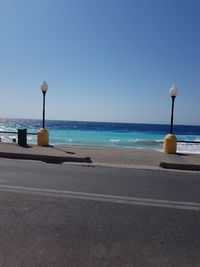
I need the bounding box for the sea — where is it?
[0,118,200,154]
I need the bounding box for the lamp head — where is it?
[169,85,178,97]
[40,81,48,92]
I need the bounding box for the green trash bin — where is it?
[18,129,27,146]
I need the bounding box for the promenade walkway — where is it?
[0,143,200,171]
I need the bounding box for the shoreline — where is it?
[1,140,200,155]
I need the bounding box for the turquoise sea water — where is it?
[0,118,200,153]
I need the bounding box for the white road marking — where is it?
[0,184,199,211]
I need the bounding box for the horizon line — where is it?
[0,117,199,127]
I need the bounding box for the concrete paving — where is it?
[0,142,200,170]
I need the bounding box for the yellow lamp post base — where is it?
[163,134,177,154]
[37,128,49,146]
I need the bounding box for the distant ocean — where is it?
[0,118,200,154]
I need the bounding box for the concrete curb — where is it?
[0,152,92,164]
[159,162,200,171]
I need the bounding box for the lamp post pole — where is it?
[169,85,178,134]
[163,85,178,154]
[170,95,176,134]
[37,81,49,146]
[42,91,46,129]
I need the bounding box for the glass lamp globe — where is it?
[169,85,178,97]
[40,81,48,92]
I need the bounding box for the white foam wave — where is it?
[177,143,200,154]
[109,139,121,143]
[132,139,163,144]
[66,138,72,142]
[109,138,163,144]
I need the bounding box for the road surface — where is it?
[0,158,200,266]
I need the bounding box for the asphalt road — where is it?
[0,158,200,266]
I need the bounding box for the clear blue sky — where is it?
[0,0,200,125]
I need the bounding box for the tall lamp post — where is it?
[37,81,49,146]
[163,85,178,154]
[169,85,178,134]
[41,81,48,129]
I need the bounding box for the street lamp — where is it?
[163,84,178,154]
[169,85,178,134]
[37,81,49,146]
[40,81,48,129]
